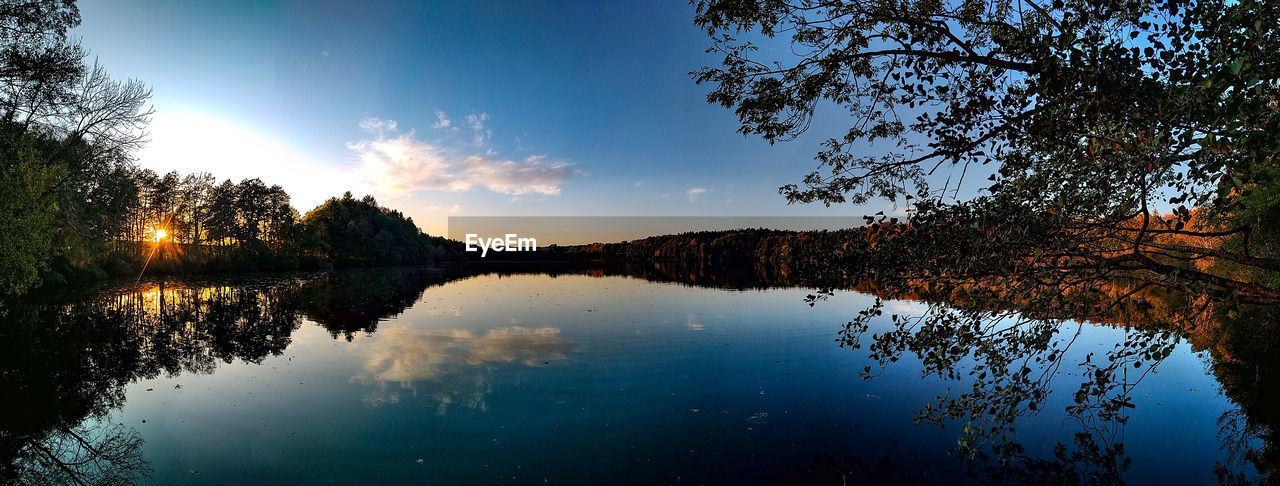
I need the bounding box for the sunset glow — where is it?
[3,2,1275,484]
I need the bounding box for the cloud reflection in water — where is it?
[354,326,578,413]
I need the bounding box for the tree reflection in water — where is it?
[297,268,481,340]
[0,274,324,483]
[0,263,1276,484]
[611,260,1277,485]
[0,292,151,485]
[0,268,467,484]
[0,266,585,482]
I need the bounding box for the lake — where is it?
[0,265,1271,484]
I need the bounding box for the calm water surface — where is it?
[0,267,1267,484]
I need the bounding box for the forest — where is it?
[4,149,463,296]
[0,2,461,297]
[2,108,461,296]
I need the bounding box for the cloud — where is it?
[889,302,926,314]
[432,110,453,129]
[356,326,576,385]
[686,314,705,331]
[465,112,491,146]
[424,203,462,214]
[359,117,397,132]
[686,187,708,202]
[354,325,578,414]
[350,117,581,196]
[465,112,487,131]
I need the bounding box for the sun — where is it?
[153,228,168,242]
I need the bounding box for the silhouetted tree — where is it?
[694,0,1280,302]
[203,179,236,248]
[302,192,457,267]
[0,0,151,293]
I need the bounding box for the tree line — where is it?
[116,171,297,247]
[0,1,461,297]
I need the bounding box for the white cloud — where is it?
[465,112,491,146]
[356,326,575,386]
[424,203,462,214]
[359,117,397,132]
[889,302,926,314]
[465,112,487,131]
[686,314,705,331]
[350,117,580,196]
[432,110,452,129]
[354,325,578,413]
[687,187,708,202]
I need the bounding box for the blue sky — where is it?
[75,1,910,235]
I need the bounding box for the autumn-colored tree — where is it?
[695,0,1280,302]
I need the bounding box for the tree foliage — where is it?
[302,193,459,268]
[0,0,152,293]
[0,121,58,293]
[695,1,1280,475]
[694,0,1280,302]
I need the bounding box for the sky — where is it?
[74,0,922,236]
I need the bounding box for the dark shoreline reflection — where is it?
[0,275,320,483]
[0,266,570,483]
[600,260,1280,484]
[598,260,1280,484]
[0,262,1275,484]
